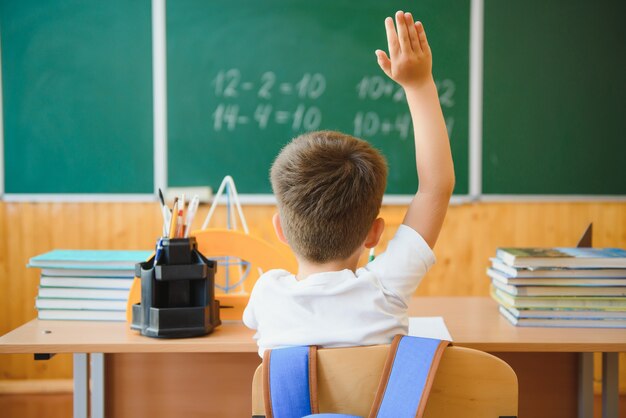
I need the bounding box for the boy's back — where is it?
[243,225,434,356]
[243,11,455,355]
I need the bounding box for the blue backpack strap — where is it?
[263,345,319,418]
[369,335,450,418]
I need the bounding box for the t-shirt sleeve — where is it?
[365,224,436,303]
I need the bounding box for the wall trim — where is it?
[2,194,156,203]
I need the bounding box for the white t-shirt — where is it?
[242,224,436,356]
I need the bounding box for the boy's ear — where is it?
[272,212,289,245]
[364,217,385,248]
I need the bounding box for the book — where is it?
[35,298,127,310]
[490,286,626,310]
[502,306,626,320]
[41,268,135,277]
[491,277,626,297]
[488,268,626,287]
[38,287,129,300]
[499,305,626,328]
[495,248,626,268]
[408,317,453,341]
[40,276,134,290]
[490,258,626,278]
[38,309,126,321]
[28,250,152,270]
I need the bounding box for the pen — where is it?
[169,198,179,238]
[164,207,172,238]
[175,195,185,238]
[180,193,186,225]
[184,195,200,238]
[158,188,166,207]
[158,188,169,237]
[153,237,164,267]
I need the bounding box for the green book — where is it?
[491,278,626,297]
[499,305,626,328]
[490,286,626,310]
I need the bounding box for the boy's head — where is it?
[270,131,388,264]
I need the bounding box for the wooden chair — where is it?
[126,228,297,321]
[252,344,518,418]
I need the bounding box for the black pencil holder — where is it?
[130,237,221,338]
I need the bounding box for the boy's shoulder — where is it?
[250,269,293,292]
[259,269,292,279]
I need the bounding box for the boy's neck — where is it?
[296,252,361,281]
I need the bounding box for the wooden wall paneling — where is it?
[0,393,72,418]
[0,201,625,386]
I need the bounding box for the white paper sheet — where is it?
[408,316,453,341]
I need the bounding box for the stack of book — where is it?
[28,250,152,321]
[489,247,626,328]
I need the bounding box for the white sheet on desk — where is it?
[408,316,453,341]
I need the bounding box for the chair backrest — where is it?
[252,344,518,418]
[126,228,297,322]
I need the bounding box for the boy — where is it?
[243,11,455,356]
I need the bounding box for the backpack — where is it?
[261,335,450,418]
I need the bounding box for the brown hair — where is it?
[270,131,387,263]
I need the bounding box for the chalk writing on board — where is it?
[354,112,412,139]
[209,69,455,139]
[211,69,327,133]
[354,76,456,139]
[212,103,323,132]
[213,70,326,100]
[356,76,405,102]
[435,79,456,108]
[355,76,456,108]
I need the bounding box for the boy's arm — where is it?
[376,11,455,249]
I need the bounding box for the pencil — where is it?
[169,199,179,238]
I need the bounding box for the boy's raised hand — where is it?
[376,11,432,89]
[375,11,454,250]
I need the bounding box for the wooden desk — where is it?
[1,297,624,418]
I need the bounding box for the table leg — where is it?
[73,353,88,418]
[602,352,619,418]
[91,353,105,418]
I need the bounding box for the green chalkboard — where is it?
[483,0,626,195]
[1,0,153,194]
[167,0,469,195]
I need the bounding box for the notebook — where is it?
[408,317,453,341]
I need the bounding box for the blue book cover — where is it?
[28,250,152,270]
